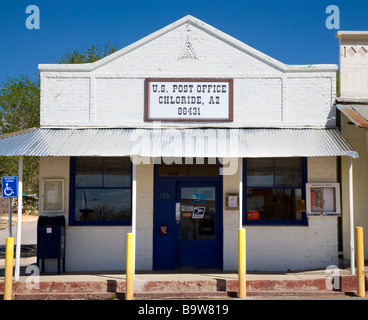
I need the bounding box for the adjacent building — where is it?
[336,31,368,267]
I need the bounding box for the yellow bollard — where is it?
[238,228,246,299]
[4,237,14,300]
[125,233,134,300]
[355,227,366,297]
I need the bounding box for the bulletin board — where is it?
[306,183,341,216]
[225,193,239,210]
[42,179,64,212]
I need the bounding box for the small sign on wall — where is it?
[225,193,239,210]
[306,183,341,216]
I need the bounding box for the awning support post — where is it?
[238,158,246,298]
[125,157,137,299]
[131,158,137,276]
[125,233,134,300]
[15,155,23,281]
[348,157,355,275]
[239,158,243,228]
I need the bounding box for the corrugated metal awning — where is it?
[0,127,358,158]
[337,104,368,128]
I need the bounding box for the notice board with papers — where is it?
[306,183,341,216]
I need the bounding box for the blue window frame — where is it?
[243,158,307,226]
[69,157,132,226]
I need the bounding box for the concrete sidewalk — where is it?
[0,255,366,300]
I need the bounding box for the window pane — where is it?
[275,172,302,187]
[247,172,274,187]
[247,188,302,220]
[76,173,103,187]
[76,157,103,172]
[104,157,131,172]
[247,159,273,187]
[180,187,216,240]
[247,159,273,171]
[75,189,131,221]
[104,173,131,187]
[274,158,302,171]
[104,157,132,187]
[274,158,302,187]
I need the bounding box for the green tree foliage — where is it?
[336,69,340,97]
[57,41,118,64]
[0,75,40,133]
[0,76,40,211]
[0,42,118,212]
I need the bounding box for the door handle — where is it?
[175,202,180,222]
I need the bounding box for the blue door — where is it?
[175,181,222,269]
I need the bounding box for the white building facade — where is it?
[0,16,357,272]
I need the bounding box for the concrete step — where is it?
[10,292,117,300]
[2,289,350,300]
[0,278,350,294]
[0,274,360,300]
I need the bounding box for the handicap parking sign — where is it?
[2,176,18,198]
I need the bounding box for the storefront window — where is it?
[70,157,132,225]
[245,158,307,225]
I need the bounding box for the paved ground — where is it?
[0,214,37,276]
[0,213,38,242]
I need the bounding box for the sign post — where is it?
[2,176,18,237]
[2,176,18,300]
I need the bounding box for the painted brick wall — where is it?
[39,20,337,129]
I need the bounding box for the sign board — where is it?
[306,183,341,216]
[225,193,239,210]
[145,78,233,121]
[2,176,18,198]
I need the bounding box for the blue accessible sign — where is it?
[2,176,18,198]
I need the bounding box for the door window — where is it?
[179,187,216,240]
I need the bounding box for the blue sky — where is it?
[0,0,367,84]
